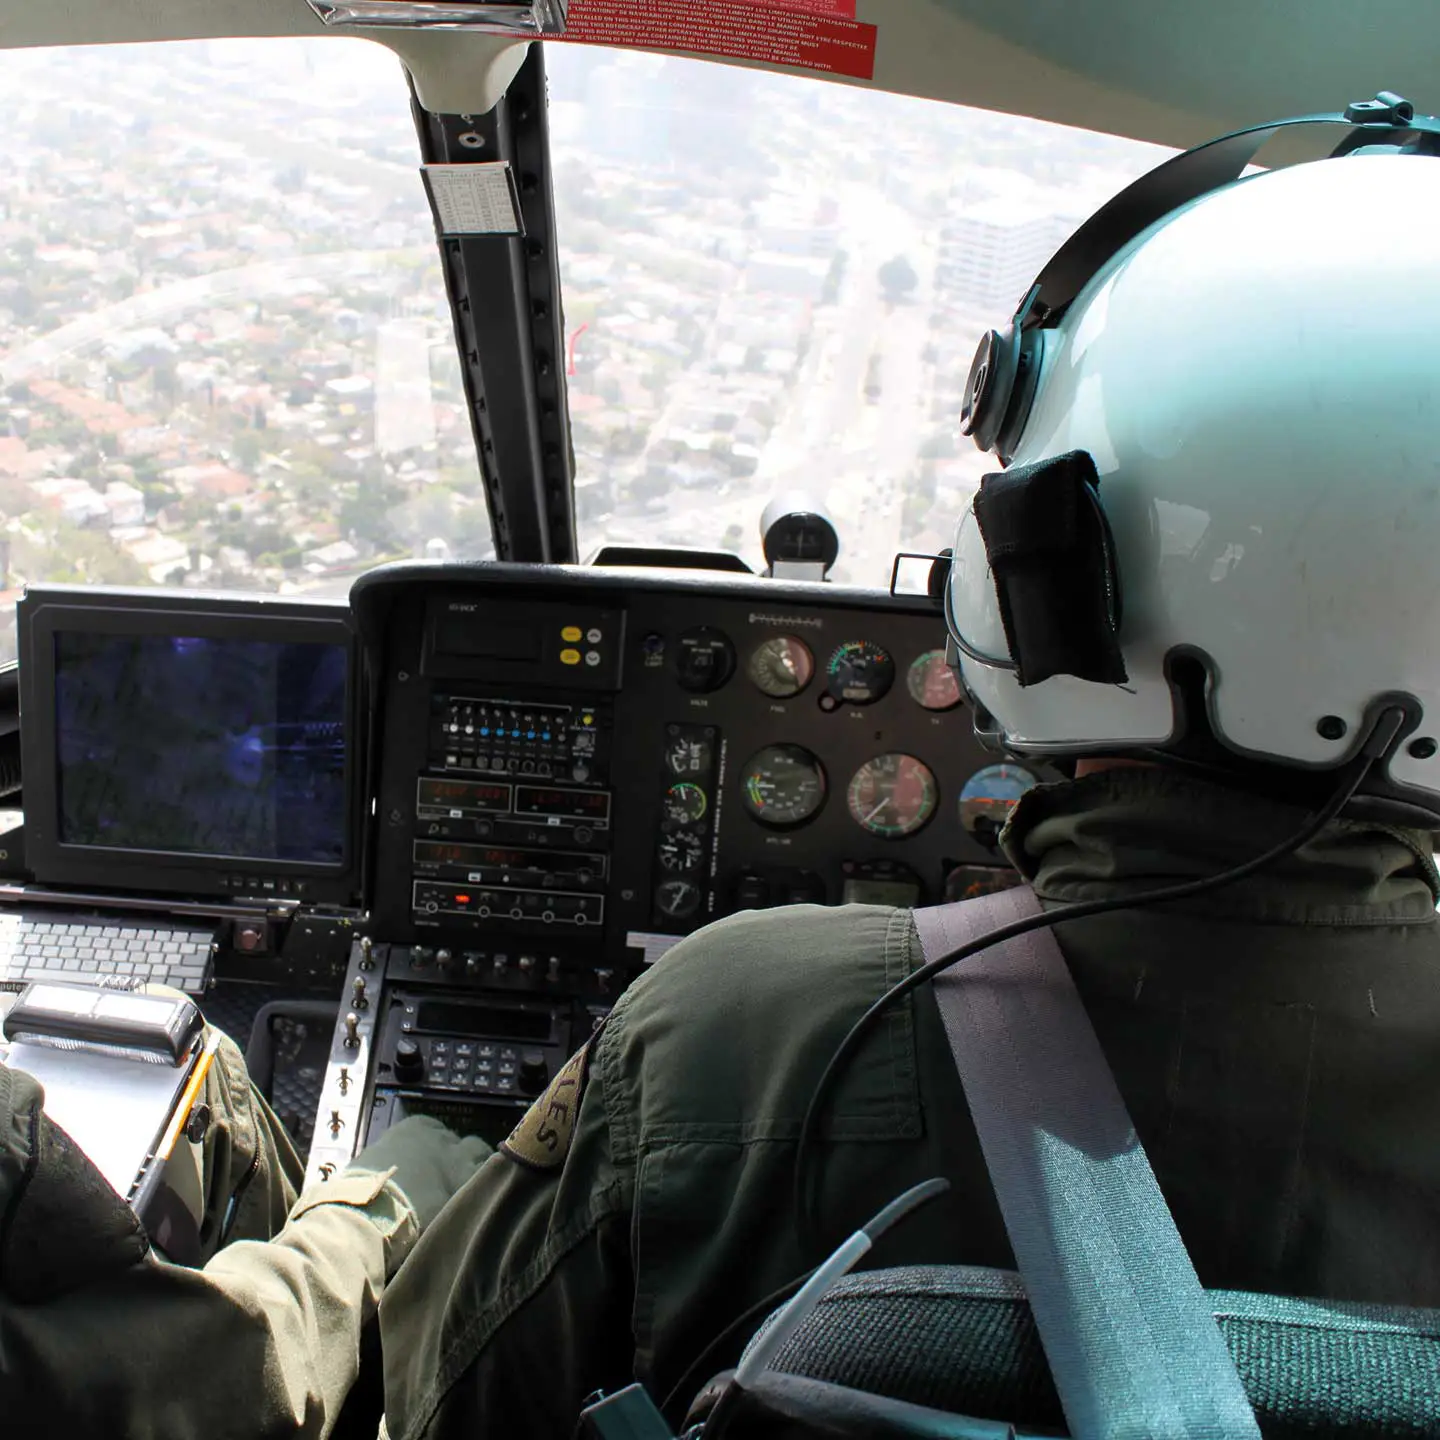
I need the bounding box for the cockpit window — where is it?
[0,37,489,664]
[547,47,1173,581]
[0,34,1177,669]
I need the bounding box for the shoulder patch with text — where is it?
[498,1036,597,1172]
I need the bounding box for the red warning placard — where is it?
[749,0,856,15]
[561,0,877,80]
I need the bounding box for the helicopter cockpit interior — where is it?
[2,1,1440,1434]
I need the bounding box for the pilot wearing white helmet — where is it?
[380,96,1440,1440]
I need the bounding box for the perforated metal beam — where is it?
[411,44,577,563]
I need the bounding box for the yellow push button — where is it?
[561,626,583,643]
[560,648,582,666]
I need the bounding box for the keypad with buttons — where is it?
[392,1035,539,1097]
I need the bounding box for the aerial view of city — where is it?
[0,34,1171,663]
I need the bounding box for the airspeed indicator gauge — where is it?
[847,754,938,838]
[740,745,826,828]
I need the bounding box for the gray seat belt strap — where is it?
[914,886,1260,1440]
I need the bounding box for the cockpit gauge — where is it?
[847,754,938,838]
[825,641,895,705]
[658,830,704,873]
[675,627,736,694]
[655,878,702,919]
[747,636,815,699]
[663,782,708,826]
[740,744,827,828]
[959,763,1038,844]
[666,733,714,777]
[907,649,962,712]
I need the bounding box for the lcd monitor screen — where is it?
[53,632,348,865]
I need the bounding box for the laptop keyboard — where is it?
[0,912,216,995]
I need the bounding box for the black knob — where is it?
[518,1050,549,1097]
[394,1038,424,1083]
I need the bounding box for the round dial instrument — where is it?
[847,754,938,838]
[663,782,708,826]
[674,627,736,694]
[740,744,827,828]
[907,649,962,711]
[959,763,1038,840]
[666,732,714,777]
[655,878,702,919]
[747,636,815,699]
[658,829,703,873]
[826,641,895,705]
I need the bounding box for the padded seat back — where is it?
[741,1266,1440,1438]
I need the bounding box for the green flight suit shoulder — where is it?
[381,903,985,1440]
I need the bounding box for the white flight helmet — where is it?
[949,95,1440,819]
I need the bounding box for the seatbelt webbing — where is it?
[915,887,1260,1440]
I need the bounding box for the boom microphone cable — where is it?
[701,1179,950,1440]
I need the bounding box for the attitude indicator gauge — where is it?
[959,763,1038,843]
[847,754,938,838]
[825,641,895,705]
[740,745,826,828]
[747,636,814,699]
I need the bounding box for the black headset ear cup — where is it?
[960,325,1020,453]
[993,327,1044,464]
[961,323,1044,462]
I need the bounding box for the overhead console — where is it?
[312,562,1057,1174]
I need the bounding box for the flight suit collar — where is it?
[1001,767,1440,925]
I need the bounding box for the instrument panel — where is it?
[358,564,1053,987]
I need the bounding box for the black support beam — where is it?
[411,44,577,563]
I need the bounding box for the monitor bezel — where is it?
[18,585,363,907]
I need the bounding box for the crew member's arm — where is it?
[379,1022,638,1440]
[1,1054,485,1440]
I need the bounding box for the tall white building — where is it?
[937,198,1080,313]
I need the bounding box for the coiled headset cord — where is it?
[792,706,1406,1247]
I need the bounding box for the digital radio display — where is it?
[416,778,512,814]
[513,786,612,822]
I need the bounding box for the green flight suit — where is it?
[380,767,1440,1439]
[0,1018,477,1439]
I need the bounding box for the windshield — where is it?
[0,37,487,665]
[547,48,1173,582]
[0,36,1175,668]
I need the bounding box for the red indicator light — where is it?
[455,894,471,904]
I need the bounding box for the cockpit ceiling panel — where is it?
[1,0,1438,154]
